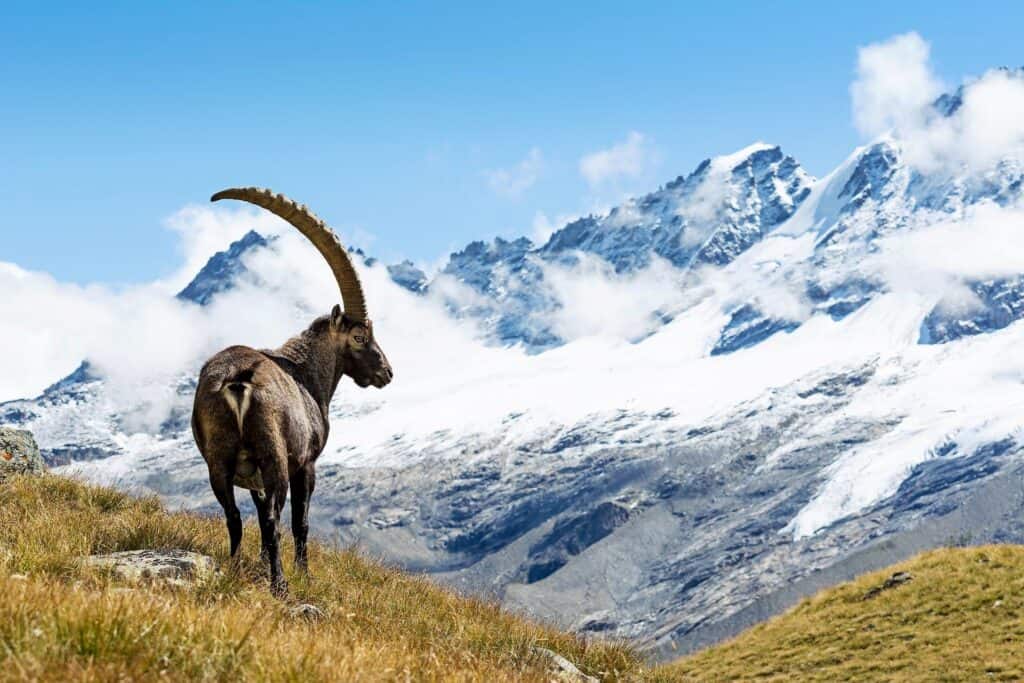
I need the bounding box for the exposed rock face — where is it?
[920,277,1024,344]
[83,549,217,587]
[0,428,46,480]
[711,304,801,355]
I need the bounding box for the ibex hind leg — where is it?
[253,448,290,598]
[207,457,242,561]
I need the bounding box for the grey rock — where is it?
[862,571,913,600]
[0,427,46,479]
[289,603,327,621]
[529,647,597,683]
[83,549,217,586]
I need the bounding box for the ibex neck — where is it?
[272,328,343,419]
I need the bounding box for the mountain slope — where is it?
[664,545,1024,681]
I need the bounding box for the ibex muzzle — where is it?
[191,187,392,596]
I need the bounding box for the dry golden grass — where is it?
[0,474,645,682]
[662,544,1024,682]
[8,473,1022,682]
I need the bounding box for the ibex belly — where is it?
[234,448,265,492]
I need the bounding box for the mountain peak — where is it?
[430,143,814,348]
[176,230,269,305]
[932,66,1024,118]
[537,142,812,271]
[711,141,781,171]
[387,260,428,293]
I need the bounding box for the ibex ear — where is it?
[330,304,344,330]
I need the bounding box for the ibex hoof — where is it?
[270,578,289,598]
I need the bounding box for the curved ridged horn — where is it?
[211,187,368,322]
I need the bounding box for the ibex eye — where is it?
[354,335,367,344]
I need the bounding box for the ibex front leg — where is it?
[290,465,315,573]
[250,490,272,567]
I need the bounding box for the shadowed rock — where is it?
[862,571,913,600]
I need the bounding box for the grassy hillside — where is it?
[5,473,1024,682]
[666,544,1024,681]
[0,474,643,681]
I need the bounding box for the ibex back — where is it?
[191,188,393,596]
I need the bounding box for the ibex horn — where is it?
[211,187,368,322]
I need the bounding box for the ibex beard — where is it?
[191,187,393,597]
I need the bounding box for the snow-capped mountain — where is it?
[6,77,1024,658]
[434,143,814,350]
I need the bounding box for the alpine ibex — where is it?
[191,187,393,595]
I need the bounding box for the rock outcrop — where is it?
[83,549,218,587]
[0,427,45,480]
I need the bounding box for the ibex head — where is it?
[328,304,393,388]
[211,187,393,390]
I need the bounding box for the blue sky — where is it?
[3,1,1023,284]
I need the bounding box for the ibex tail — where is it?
[220,368,254,435]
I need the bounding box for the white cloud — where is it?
[0,263,210,418]
[540,253,685,342]
[851,32,1024,172]
[579,132,654,187]
[483,147,543,197]
[694,259,812,325]
[160,204,288,293]
[676,167,730,236]
[946,70,1024,168]
[602,200,645,229]
[850,32,942,140]
[531,212,559,244]
[0,204,503,426]
[870,201,1024,301]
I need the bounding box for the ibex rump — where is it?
[191,188,393,595]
